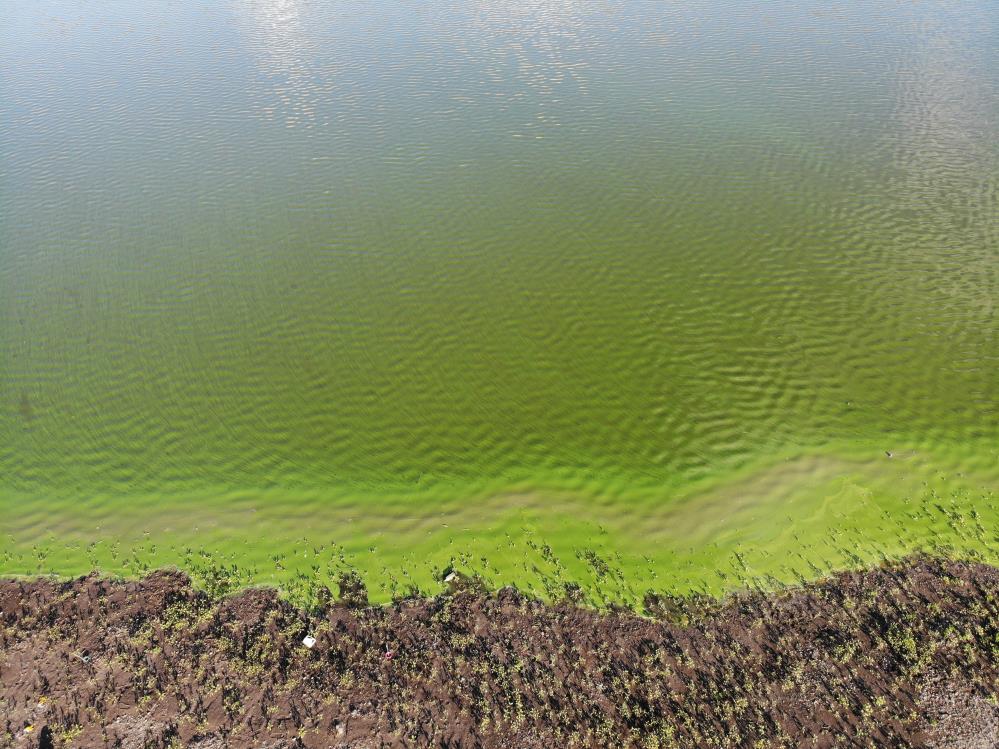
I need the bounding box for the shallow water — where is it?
[2,0,997,597]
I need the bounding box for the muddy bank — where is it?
[1,556,998,748]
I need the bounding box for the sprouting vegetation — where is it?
[1,555,997,747]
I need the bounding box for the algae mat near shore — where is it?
[2,0,997,601]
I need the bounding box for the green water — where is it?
[2,0,997,601]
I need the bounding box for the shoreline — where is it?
[2,555,997,747]
[3,449,997,607]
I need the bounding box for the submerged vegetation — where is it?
[2,555,998,747]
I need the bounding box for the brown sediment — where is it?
[1,556,997,748]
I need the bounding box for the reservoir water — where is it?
[2,0,997,598]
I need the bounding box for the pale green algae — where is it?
[3,438,996,604]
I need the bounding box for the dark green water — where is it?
[2,0,997,596]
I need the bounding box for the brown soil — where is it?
[1,556,998,748]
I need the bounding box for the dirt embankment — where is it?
[1,556,998,748]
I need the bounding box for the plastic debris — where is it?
[302,635,317,649]
[384,649,394,660]
[444,572,457,583]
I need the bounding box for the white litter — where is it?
[444,572,457,583]
[302,635,317,649]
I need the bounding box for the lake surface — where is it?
[2,0,997,597]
